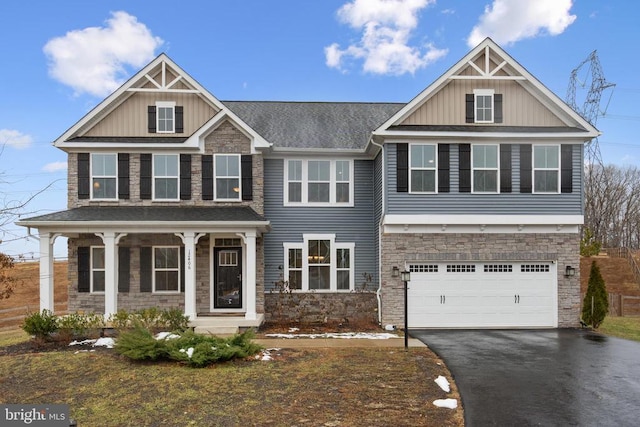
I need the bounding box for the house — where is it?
[18,38,598,332]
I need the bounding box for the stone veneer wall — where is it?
[264,293,378,324]
[380,233,581,328]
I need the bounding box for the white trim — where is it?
[374,130,597,140]
[90,153,118,200]
[383,214,583,226]
[213,154,241,201]
[153,154,180,201]
[283,159,354,206]
[409,143,438,193]
[532,144,561,194]
[152,246,181,294]
[471,144,499,193]
[336,242,355,291]
[473,89,495,124]
[156,101,176,134]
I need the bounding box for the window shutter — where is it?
[140,247,152,293]
[78,153,90,199]
[241,155,253,201]
[118,153,130,199]
[494,94,503,123]
[77,247,90,293]
[175,106,184,133]
[438,144,450,193]
[396,144,409,193]
[148,106,157,133]
[180,154,191,200]
[118,247,130,293]
[561,145,573,193]
[140,154,152,200]
[202,155,213,200]
[520,144,532,193]
[459,144,471,193]
[180,247,185,293]
[465,94,475,123]
[500,144,512,193]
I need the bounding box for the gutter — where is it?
[369,137,385,326]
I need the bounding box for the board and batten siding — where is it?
[263,159,378,291]
[386,143,583,215]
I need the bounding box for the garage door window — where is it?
[484,264,513,272]
[410,264,438,273]
[521,264,550,272]
[447,264,476,273]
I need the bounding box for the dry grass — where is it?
[580,256,640,296]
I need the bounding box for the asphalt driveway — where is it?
[412,329,640,426]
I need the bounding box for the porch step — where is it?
[194,326,239,336]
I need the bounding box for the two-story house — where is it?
[18,38,598,332]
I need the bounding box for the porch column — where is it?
[245,231,257,320]
[38,232,55,312]
[96,232,117,320]
[175,232,204,320]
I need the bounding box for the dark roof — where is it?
[224,101,404,149]
[20,206,267,223]
[67,136,189,144]
[387,125,589,133]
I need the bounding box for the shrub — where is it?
[58,312,105,339]
[22,310,59,339]
[109,309,132,330]
[159,308,190,332]
[582,260,608,329]
[115,327,168,361]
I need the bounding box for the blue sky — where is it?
[0,0,638,260]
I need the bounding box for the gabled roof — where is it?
[374,38,600,140]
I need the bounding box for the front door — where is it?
[214,247,243,309]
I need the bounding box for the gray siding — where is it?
[263,159,378,291]
[386,143,583,215]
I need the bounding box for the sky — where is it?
[0,0,638,261]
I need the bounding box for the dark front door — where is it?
[214,247,243,309]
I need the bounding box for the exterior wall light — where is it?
[565,266,576,277]
[391,266,400,278]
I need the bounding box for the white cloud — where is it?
[325,0,447,75]
[43,11,163,97]
[467,0,577,47]
[0,129,33,149]
[42,162,68,173]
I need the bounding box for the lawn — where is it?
[598,316,640,342]
[0,329,463,427]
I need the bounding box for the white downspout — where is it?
[369,137,385,326]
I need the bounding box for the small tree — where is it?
[581,261,608,328]
[0,252,17,300]
[580,227,601,257]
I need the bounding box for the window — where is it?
[283,235,354,291]
[474,89,494,123]
[153,154,179,200]
[156,102,175,133]
[91,154,117,199]
[410,144,437,192]
[472,144,499,192]
[284,159,353,205]
[215,154,241,200]
[533,145,560,193]
[153,247,180,292]
[91,247,105,293]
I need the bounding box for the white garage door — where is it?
[407,262,557,328]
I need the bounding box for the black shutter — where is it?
[561,145,573,193]
[202,155,213,200]
[465,94,475,123]
[78,153,90,199]
[175,106,184,133]
[500,144,512,193]
[180,154,191,200]
[118,247,130,293]
[520,144,532,193]
[494,94,503,123]
[140,247,152,293]
[459,144,471,193]
[140,154,152,200]
[118,153,130,199]
[438,144,450,193]
[78,247,90,293]
[396,144,409,192]
[148,106,157,133]
[180,247,185,293]
[241,155,253,201]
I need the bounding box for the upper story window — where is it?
[156,101,175,133]
[472,144,499,193]
[474,89,494,123]
[409,144,437,193]
[215,154,241,200]
[91,153,117,199]
[91,247,105,293]
[153,154,179,200]
[533,145,560,193]
[153,246,181,293]
[284,159,353,206]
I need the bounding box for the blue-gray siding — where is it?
[263,159,378,291]
[386,143,583,215]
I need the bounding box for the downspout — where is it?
[369,137,385,326]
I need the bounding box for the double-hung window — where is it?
[91,154,117,199]
[472,144,499,193]
[91,247,105,293]
[156,101,175,133]
[215,154,241,200]
[153,247,180,292]
[153,154,179,200]
[533,145,560,193]
[409,144,437,192]
[285,159,353,205]
[474,89,494,123]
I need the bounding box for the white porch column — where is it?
[244,231,257,320]
[38,232,55,312]
[175,232,203,320]
[96,232,120,320]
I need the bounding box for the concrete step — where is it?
[194,326,239,336]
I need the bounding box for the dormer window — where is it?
[156,101,175,133]
[474,89,494,123]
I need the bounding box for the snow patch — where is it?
[433,398,457,409]
[264,332,398,340]
[94,337,115,348]
[434,375,451,393]
[69,339,96,346]
[178,347,194,358]
[256,348,281,361]
[155,332,180,340]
